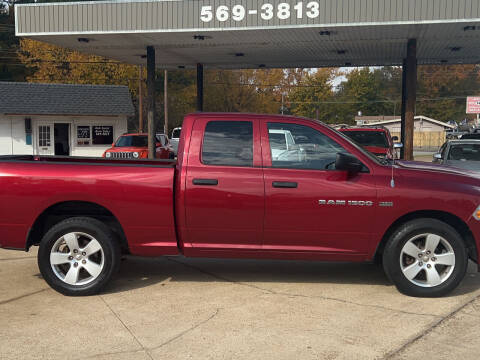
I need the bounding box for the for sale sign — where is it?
[467,97,480,114]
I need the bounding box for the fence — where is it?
[391,131,445,152]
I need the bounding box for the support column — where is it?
[138,66,143,133]
[164,69,168,136]
[197,63,204,111]
[401,39,417,161]
[400,59,407,160]
[147,46,156,159]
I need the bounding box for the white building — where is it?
[0,82,134,157]
[357,115,455,133]
[356,115,455,150]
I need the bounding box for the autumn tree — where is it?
[288,68,337,122]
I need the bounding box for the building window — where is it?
[92,126,113,145]
[76,125,113,146]
[77,126,91,145]
[39,125,51,147]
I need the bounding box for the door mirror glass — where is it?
[433,153,442,160]
[335,153,363,173]
[393,143,403,149]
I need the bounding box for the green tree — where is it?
[289,68,336,122]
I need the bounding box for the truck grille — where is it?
[110,152,134,159]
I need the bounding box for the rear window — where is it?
[171,129,181,138]
[342,131,388,148]
[448,144,480,161]
[115,135,148,147]
[202,121,253,167]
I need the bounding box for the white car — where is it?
[268,129,304,162]
[170,127,181,156]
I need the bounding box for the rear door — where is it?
[184,117,264,251]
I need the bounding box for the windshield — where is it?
[448,144,480,161]
[461,134,480,140]
[115,135,148,147]
[342,130,389,148]
[171,129,181,138]
[156,134,167,146]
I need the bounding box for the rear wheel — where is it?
[383,218,468,297]
[38,217,120,296]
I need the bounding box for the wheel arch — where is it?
[374,210,477,263]
[26,201,128,253]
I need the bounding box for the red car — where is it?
[339,127,400,159]
[103,133,174,159]
[1,113,480,298]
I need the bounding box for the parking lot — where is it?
[1,247,480,360]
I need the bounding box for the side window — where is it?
[202,121,253,167]
[267,122,347,170]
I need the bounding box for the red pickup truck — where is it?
[1,113,479,297]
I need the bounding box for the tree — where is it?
[289,68,336,122]
[416,65,480,123]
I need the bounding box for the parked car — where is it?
[460,133,480,140]
[170,127,181,156]
[2,113,480,298]
[155,133,175,159]
[433,140,480,171]
[339,127,401,159]
[103,133,174,159]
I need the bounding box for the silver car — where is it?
[433,140,480,171]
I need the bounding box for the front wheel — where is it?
[38,217,120,296]
[383,218,468,297]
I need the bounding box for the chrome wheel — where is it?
[50,232,105,286]
[400,233,455,288]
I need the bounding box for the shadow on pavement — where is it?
[104,256,393,294]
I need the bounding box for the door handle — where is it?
[272,181,298,188]
[193,178,218,186]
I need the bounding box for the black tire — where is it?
[383,218,468,297]
[38,217,121,296]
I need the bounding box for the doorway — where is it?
[54,123,70,156]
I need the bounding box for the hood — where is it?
[395,160,480,179]
[364,146,389,155]
[444,160,480,172]
[106,146,147,152]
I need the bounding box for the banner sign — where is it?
[467,97,480,114]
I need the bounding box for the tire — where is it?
[383,218,468,297]
[38,217,121,296]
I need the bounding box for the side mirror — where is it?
[335,153,363,173]
[392,136,399,141]
[393,143,403,149]
[433,153,442,160]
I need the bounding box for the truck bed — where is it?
[0,155,178,256]
[0,155,176,167]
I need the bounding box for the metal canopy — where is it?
[15,0,480,69]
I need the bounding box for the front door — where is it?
[261,119,377,258]
[53,123,70,156]
[184,117,264,253]
[36,123,54,155]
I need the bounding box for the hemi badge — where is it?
[379,202,394,207]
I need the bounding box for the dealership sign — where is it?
[467,97,480,114]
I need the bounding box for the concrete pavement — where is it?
[1,247,480,360]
